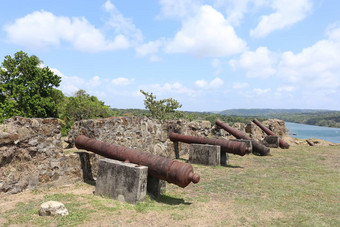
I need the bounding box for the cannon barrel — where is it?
[169,132,251,156]
[75,135,200,188]
[215,119,270,156]
[252,119,290,149]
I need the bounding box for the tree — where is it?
[61,89,114,135]
[140,89,183,120]
[0,51,61,122]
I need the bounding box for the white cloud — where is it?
[88,76,101,87]
[195,77,224,89]
[103,0,143,45]
[277,25,340,92]
[232,82,249,89]
[276,86,296,92]
[326,22,340,40]
[112,77,135,86]
[253,88,271,95]
[135,40,163,61]
[158,0,200,19]
[250,0,313,37]
[210,77,224,88]
[3,1,141,52]
[142,82,196,97]
[50,67,138,106]
[211,58,224,75]
[229,46,277,78]
[50,67,85,95]
[103,0,115,12]
[164,5,246,57]
[195,80,208,88]
[222,0,251,26]
[136,41,162,57]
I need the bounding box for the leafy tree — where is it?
[61,89,114,135]
[0,51,61,122]
[51,88,66,115]
[140,89,183,120]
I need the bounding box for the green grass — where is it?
[193,145,340,226]
[0,145,339,226]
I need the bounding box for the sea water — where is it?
[285,122,340,143]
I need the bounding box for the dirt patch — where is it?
[84,199,239,227]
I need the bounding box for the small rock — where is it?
[39,201,69,216]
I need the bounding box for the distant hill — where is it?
[218,109,340,128]
[218,109,330,116]
[109,108,340,128]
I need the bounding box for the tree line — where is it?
[262,112,340,128]
[1,51,264,136]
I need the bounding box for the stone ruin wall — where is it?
[66,117,288,158]
[212,119,288,141]
[1,116,288,194]
[0,117,96,194]
[65,117,212,158]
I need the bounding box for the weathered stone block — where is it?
[230,139,253,153]
[189,144,220,166]
[262,136,279,148]
[95,158,148,204]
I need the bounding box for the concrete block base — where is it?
[147,175,166,198]
[220,151,229,166]
[262,136,279,148]
[189,144,221,166]
[95,158,148,204]
[230,139,253,153]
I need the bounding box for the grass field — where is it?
[0,144,339,226]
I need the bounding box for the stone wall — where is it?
[66,117,212,158]
[0,117,95,194]
[213,119,288,141]
[0,116,288,194]
[65,117,288,158]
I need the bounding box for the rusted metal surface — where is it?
[169,132,251,156]
[252,119,290,149]
[75,135,200,188]
[215,119,270,156]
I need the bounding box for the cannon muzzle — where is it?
[75,135,200,188]
[215,119,270,156]
[169,132,251,156]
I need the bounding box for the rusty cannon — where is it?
[252,118,290,149]
[75,135,200,188]
[169,132,252,156]
[215,119,270,156]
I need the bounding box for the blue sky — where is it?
[1,0,339,111]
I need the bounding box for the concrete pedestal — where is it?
[95,158,166,204]
[147,175,166,198]
[95,158,148,204]
[262,136,279,148]
[220,151,229,166]
[189,144,221,166]
[230,139,253,153]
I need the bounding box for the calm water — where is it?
[285,122,340,143]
